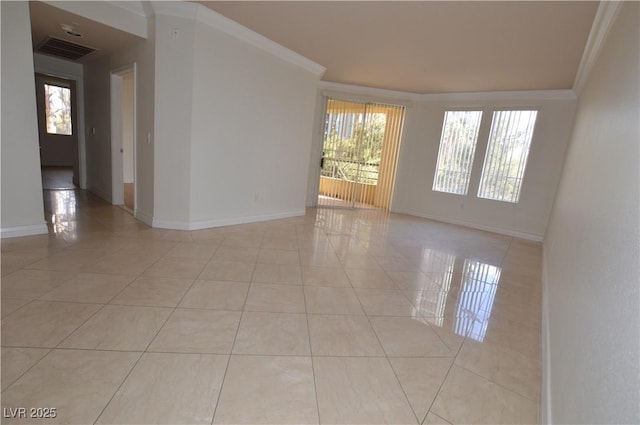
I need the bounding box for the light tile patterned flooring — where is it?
[1,189,542,424]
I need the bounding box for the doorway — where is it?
[34,74,79,189]
[318,98,405,209]
[110,65,136,212]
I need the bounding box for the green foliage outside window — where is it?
[321,113,386,185]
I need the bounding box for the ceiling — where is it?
[28,1,599,93]
[29,1,142,63]
[198,1,599,93]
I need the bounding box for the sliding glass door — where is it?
[318,98,404,209]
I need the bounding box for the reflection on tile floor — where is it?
[1,189,542,424]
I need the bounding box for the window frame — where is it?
[43,82,73,136]
[476,109,539,204]
[431,109,484,196]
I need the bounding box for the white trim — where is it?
[33,54,87,189]
[150,1,199,20]
[196,6,326,76]
[0,223,49,239]
[43,1,147,39]
[110,72,123,205]
[307,93,327,207]
[573,1,623,96]
[150,2,326,76]
[318,80,576,103]
[391,208,544,241]
[541,245,553,425]
[110,63,137,207]
[421,89,576,102]
[152,209,306,231]
[318,81,421,103]
[151,219,192,231]
[106,1,149,18]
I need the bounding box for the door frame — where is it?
[313,95,406,210]
[110,63,137,208]
[33,59,86,189]
[308,95,328,207]
[34,73,80,186]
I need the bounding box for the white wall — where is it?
[306,90,327,206]
[186,20,319,227]
[151,13,197,225]
[0,2,47,238]
[83,17,155,222]
[304,84,576,240]
[122,72,134,183]
[42,0,148,39]
[543,3,639,424]
[72,2,322,231]
[392,95,576,240]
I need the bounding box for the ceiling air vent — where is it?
[36,37,95,61]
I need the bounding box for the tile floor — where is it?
[1,189,542,424]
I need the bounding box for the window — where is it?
[432,110,482,195]
[44,83,72,135]
[478,110,537,203]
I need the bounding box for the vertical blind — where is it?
[319,98,405,210]
[432,111,483,195]
[478,110,538,203]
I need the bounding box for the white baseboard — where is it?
[0,222,49,239]
[153,209,306,231]
[541,246,553,425]
[151,218,191,231]
[391,208,544,241]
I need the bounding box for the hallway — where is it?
[40,166,76,190]
[1,189,542,424]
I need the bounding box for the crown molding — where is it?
[573,1,623,96]
[150,1,198,20]
[194,4,326,76]
[318,81,421,102]
[149,1,326,77]
[44,1,148,38]
[319,80,576,104]
[106,1,149,18]
[420,89,576,103]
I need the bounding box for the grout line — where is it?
[454,362,540,402]
[0,345,444,359]
[0,346,55,394]
[422,355,458,424]
[91,352,145,425]
[299,237,323,425]
[92,275,198,425]
[5,202,545,424]
[52,303,109,350]
[347,272,422,425]
[210,236,260,425]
